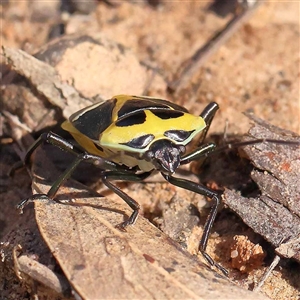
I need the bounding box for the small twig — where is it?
[168,0,264,96]
[253,255,281,292]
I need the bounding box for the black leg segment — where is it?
[198,102,219,145]
[16,132,148,219]
[181,143,216,165]
[161,173,228,276]
[101,171,152,230]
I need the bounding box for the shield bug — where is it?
[16,95,299,276]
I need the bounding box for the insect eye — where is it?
[164,130,195,142]
[121,134,155,149]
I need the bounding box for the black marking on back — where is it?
[164,130,195,142]
[94,143,104,152]
[134,97,190,113]
[71,98,117,140]
[116,111,147,127]
[121,134,155,149]
[152,110,184,120]
[118,98,188,119]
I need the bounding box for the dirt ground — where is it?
[1,1,299,299]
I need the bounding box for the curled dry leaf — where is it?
[28,148,269,299]
[16,254,69,295]
[0,207,71,300]
[223,113,300,263]
[2,46,90,111]
[2,34,148,131]
[34,33,149,101]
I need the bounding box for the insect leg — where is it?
[17,154,85,212]
[16,132,136,211]
[22,131,134,172]
[9,132,85,176]
[161,173,228,276]
[182,138,300,167]
[198,102,219,145]
[23,132,83,165]
[181,143,216,164]
[100,171,152,230]
[178,102,218,166]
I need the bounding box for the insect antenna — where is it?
[207,138,299,157]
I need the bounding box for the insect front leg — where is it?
[198,102,219,145]
[181,143,216,165]
[161,173,228,276]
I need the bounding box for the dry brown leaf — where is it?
[2,34,149,127]
[224,114,300,262]
[28,147,269,299]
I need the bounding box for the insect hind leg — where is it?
[15,131,133,212]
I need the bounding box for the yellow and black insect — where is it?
[17,95,297,276]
